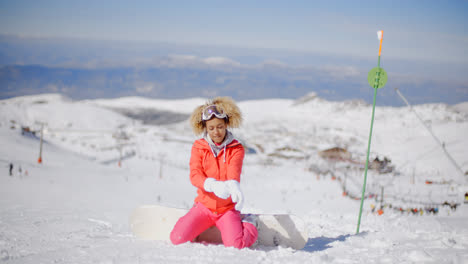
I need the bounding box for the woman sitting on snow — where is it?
[170,97,258,249]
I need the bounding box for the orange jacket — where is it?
[190,138,245,214]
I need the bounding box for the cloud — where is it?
[319,65,361,78]
[260,59,287,68]
[135,82,160,94]
[47,84,59,92]
[203,57,241,67]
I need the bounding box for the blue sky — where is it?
[1,0,467,65]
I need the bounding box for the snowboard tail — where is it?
[130,204,308,250]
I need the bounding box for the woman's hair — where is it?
[190,97,242,135]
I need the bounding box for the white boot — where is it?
[242,214,258,228]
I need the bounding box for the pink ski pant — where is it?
[170,203,258,249]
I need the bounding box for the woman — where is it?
[170,97,258,249]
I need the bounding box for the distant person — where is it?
[9,163,13,176]
[170,97,258,249]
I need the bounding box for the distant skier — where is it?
[170,97,258,249]
[9,163,13,176]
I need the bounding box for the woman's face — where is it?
[205,118,227,144]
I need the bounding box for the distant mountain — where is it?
[1,63,466,106]
[1,34,467,106]
[0,63,363,100]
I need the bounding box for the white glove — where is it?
[226,180,244,211]
[204,178,230,199]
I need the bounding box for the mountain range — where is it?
[1,34,467,106]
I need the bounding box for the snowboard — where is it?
[130,204,308,250]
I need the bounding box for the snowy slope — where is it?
[1,94,467,263]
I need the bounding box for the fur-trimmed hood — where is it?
[189,97,242,135]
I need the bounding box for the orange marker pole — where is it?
[378,30,384,57]
[377,30,383,66]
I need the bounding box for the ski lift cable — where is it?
[394,87,465,182]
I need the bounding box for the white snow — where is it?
[1,93,467,263]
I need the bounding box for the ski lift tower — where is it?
[34,121,47,164]
[112,129,130,167]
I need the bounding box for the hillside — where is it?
[1,93,467,263]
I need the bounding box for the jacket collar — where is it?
[200,130,241,162]
[203,130,234,155]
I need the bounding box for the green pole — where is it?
[356,68,379,234]
[357,30,387,234]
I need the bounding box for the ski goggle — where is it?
[202,105,227,121]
